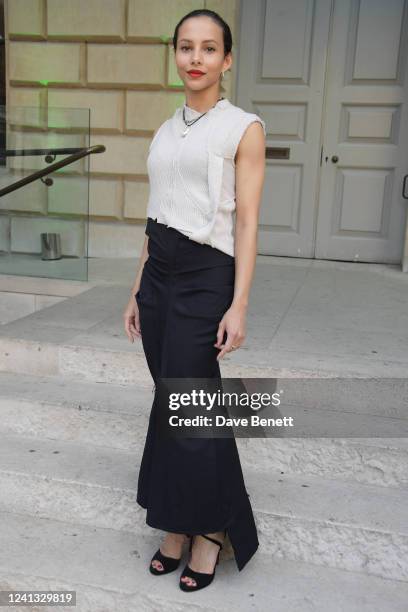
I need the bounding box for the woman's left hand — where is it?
[214,303,246,360]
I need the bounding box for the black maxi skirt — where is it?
[134,217,259,572]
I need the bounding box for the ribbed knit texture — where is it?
[146,98,266,257]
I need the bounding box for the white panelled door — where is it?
[236,0,408,264]
[316,0,408,263]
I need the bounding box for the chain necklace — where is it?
[181,97,224,137]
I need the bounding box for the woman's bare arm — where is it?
[232,121,266,308]
[215,121,265,359]
[130,232,150,296]
[124,230,150,342]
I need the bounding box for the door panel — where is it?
[316,0,408,263]
[236,0,332,257]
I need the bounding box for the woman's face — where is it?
[174,16,231,92]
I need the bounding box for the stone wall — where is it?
[2,0,237,258]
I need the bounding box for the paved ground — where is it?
[3,254,407,377]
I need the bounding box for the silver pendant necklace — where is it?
[181,97,224,137]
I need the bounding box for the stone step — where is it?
[0,510,407,612]
[0,328,347,382]
[0,432,407,581]
[2,282,406,381]
[0,371,407,488]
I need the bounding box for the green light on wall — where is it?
[39,80,72,85]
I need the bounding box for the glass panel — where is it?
[0,105,90,281]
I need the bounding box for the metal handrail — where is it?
[0,144,105,197]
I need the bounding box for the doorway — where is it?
[236,0,408,264]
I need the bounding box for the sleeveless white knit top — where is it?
[146,97,266,257]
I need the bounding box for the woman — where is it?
[123,8,266,593]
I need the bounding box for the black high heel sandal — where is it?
[149,534,191,575]
[179,531,225,592]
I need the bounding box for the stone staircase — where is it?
[0,284,407,611]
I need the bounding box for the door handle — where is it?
[403,174,408,199]
[323,153,339,164]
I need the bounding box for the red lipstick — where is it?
[187,70,205,78]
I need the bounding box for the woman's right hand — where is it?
[123,294,141,342]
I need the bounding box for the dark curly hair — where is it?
[172,9,233,57]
